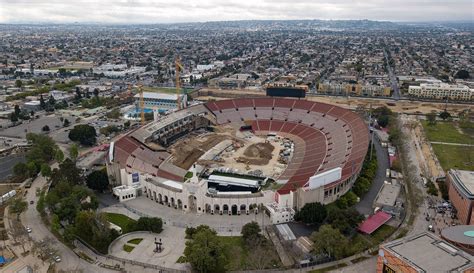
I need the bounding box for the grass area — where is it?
[309,262,348,273]
[217,236,281,271]
[104,213,137,233]
[421,121,473,144]
[142,86,193,95]
[123,244,135,253]
[431,144,474,171]
[347,225,396,256]
[127,238,143,245]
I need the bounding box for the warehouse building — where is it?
[447,169,474,225]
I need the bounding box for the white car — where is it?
[26,227,32,233]
[54,256,61,263]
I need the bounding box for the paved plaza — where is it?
[108,230,189,271]
[101,196,271,234]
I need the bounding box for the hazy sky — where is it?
[0,0,472,23]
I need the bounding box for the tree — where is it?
[40,95,46,109]
[10,197,28,220]
[426,112,437,126]
[326,207,364,235]
[69,143,79,161]
[55,149,64,162]
[184,227,227,273]
[15,79,22,88]
[241,221,262,244]
[40,163,52,177]
[310,224,348,259]
[335,191,358,209]
[454,69,470,79]
[86,169,109,192]
[13,162,28,177]
[294,202,327,225]
[48,95,56,106]
[10,113,18,123]
[14,105,21,116]
[68,124,97,146]
[42,125,50,132]
[439,111,451,121]
[134,217,163,233]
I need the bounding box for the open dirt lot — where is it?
[170,132,233,170]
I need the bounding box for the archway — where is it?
[188,195,197,212]
[171,197,175,208]
[177,199,183,209]
[164,195,168,205]
[223,204,229,214]
[214,204,220,215]
[158,193,163,204]
[240,204,246,214]
[205,204,211,213]
[153,191,157,202]
[148,189,152,199]
[231,205,238,215]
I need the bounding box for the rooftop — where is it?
[358,211,392,234]
[441,225,474,247]
[133,91,181,101]
[382,233,474,272]
[449,169,474,198]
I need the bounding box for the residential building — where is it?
[408,83,473,101]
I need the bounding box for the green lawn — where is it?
[127,238,143,245]
[123,244,135,252]
[432,144,474,171]
[421,121,473,144]
[217,236,281,271]
[104,213,137,233]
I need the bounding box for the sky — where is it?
[0,0,472,24]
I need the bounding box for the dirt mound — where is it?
[239,142,275,165]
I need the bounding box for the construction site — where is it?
[169,125,292,180]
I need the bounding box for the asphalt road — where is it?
[0,153,26,181]
[384,49,401,100]
[20,167,115,273]
[355,134,389,216]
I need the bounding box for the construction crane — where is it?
[137,84,145,125]
[175,57,184,110]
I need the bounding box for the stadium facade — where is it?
[106,98,369,223]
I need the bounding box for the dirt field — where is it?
[196,88,473,115]
[238,142,274,165]
[170,133,232,170]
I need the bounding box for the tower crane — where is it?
[175,57,184,111]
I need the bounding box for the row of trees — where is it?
[13,133,63,179]
[183,222,279,272]
[352,145,378,197]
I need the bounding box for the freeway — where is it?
[383,49,401,100]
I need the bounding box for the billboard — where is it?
[132,173,140,183]
[306,167,342,190]
[266,87,306,98]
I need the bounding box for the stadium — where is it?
[106,97,369,224]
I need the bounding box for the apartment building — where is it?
[408,83,473,101]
